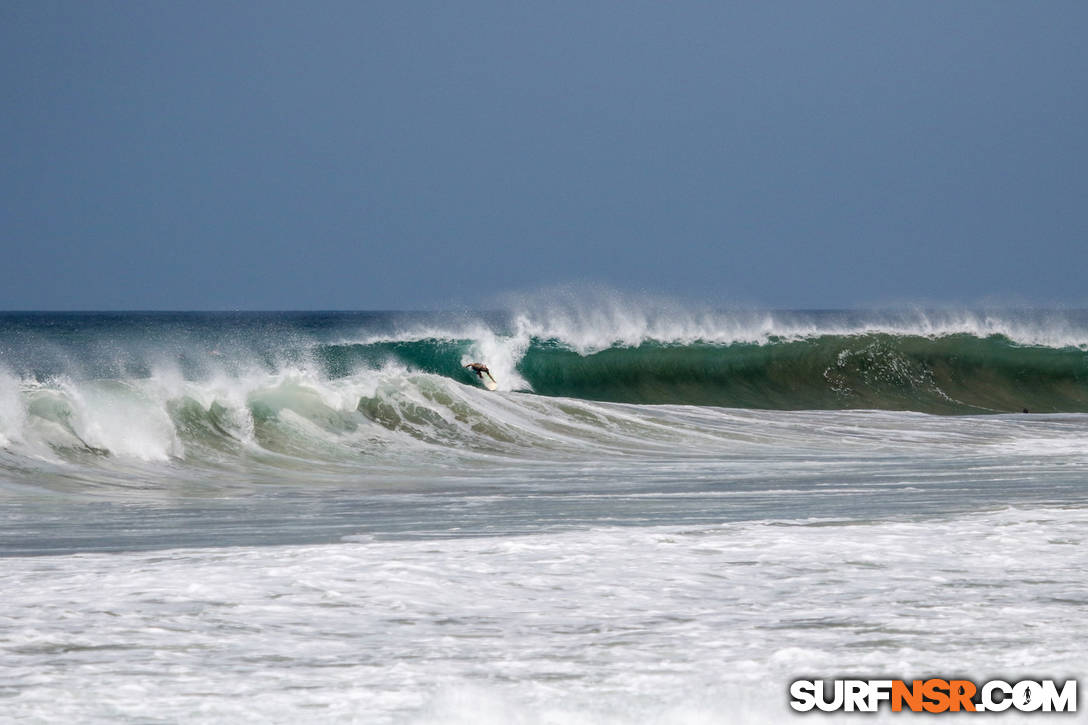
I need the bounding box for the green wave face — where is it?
[522,335,1088,413]
[318,334,1088,414]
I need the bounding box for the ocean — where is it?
[1,305,1086,722]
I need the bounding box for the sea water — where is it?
[1,305,1086,722]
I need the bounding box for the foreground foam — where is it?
[3,506,1084,723]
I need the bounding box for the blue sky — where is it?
[2,1,1086,310]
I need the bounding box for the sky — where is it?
[2,1,1087,310]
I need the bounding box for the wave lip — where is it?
[496,292,1088,351]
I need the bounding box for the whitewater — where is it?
[1,306,1086,723]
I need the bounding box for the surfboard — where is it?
[482,374,498,391]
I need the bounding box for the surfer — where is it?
[465,362,496,384]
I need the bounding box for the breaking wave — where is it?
[0,304,1086,487]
